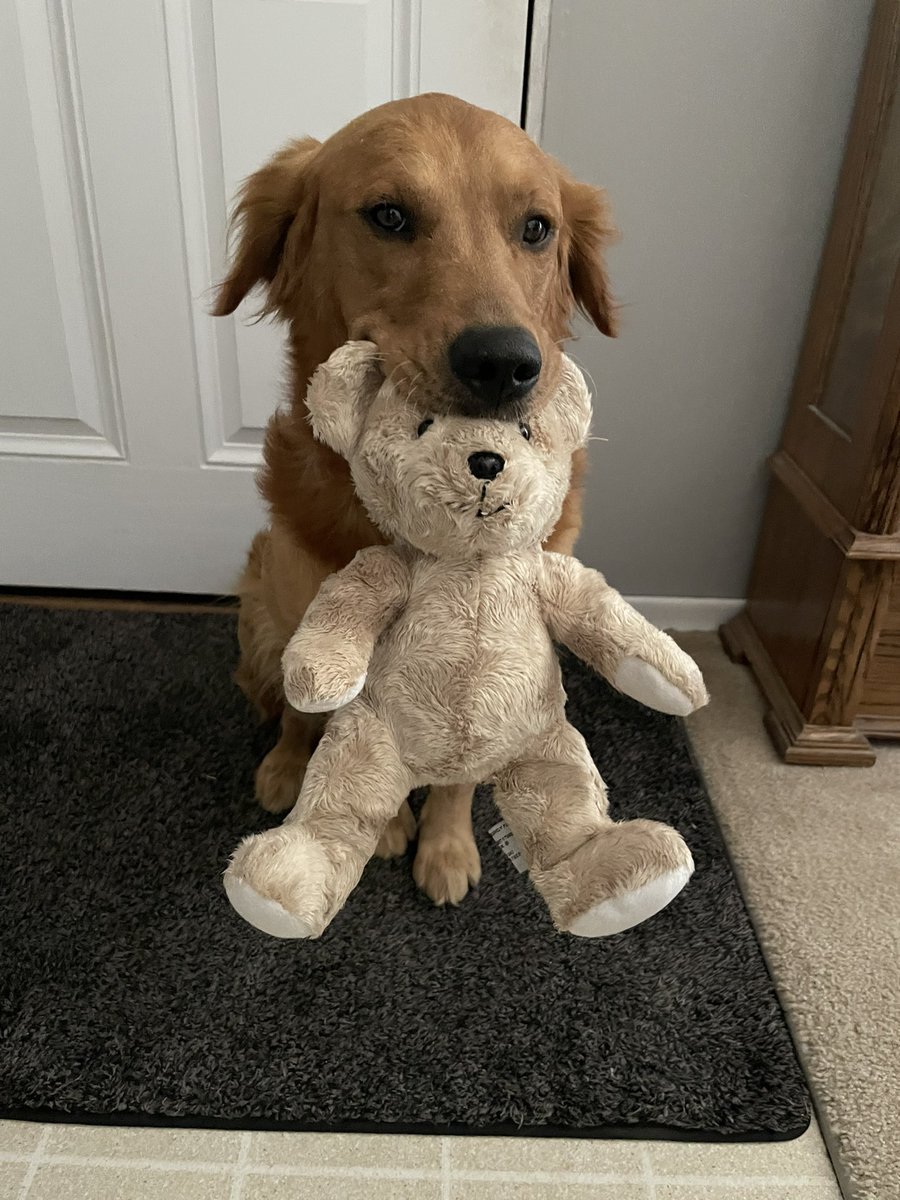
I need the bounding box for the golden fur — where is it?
[214,94,618,904]
[223,345,706,940]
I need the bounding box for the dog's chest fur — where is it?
[365,548,564,783]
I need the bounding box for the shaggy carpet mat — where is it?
[0,606,809,1139]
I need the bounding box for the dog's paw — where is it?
[254,748,307,814]
[413,831,481,906]
[374,800,416,859]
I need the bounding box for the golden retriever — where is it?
[214,93,616,906]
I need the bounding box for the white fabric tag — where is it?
[489,819,527,873]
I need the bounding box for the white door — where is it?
[1,0,528,593]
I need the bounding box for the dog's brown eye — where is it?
[417,417,434,437]
[367,203,411,236]
[520,421,531,440]
[522,216,552,246]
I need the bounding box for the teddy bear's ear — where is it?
[552,356,593,451]
[305,341,383,458]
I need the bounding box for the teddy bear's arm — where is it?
[538,552,708,716]
[281,546,411,713]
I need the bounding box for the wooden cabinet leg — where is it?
[719,612,876,766]
[764,708,875,767]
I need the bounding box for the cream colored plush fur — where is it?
[224,343,709,939]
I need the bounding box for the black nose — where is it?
[468,451,505,480]
[448,326,542,410]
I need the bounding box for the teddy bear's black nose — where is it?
[468,451,505,480]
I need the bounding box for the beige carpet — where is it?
[678,633,900,1200]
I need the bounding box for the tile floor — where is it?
[0,1119,841,1199]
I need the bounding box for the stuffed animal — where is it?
[224,343,709,939]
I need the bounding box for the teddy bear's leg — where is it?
[224,702,413,938]
[491,721,694,937]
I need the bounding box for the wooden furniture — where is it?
[721,0,900,765]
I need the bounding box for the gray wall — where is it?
[541,0,873,597]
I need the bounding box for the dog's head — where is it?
[213,94,616,421]
[306,342,591,558]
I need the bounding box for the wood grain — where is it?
[780,0,900,518]
[720,612,876,766]
[857,314,900,534]
[860,565,900,718]
[769,450,900,559]
[722,2,900,764]
[806,560,891,724]
[743,479,844,710]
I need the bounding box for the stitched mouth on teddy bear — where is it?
[475,482,510,520]
[476,502,509,519]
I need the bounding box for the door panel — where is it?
[2,0,123,459]
[165,0,400,466]
[1,0,528,590]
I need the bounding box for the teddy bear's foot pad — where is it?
[567,864,693,937]
[613,656,695,717]
[291,673,367,714]
[224,875,315,939]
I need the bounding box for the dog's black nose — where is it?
[448,326,542,410]
[468,451,505,480]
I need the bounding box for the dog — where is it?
[213,92,617,907]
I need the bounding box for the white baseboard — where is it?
[625,596,744,631]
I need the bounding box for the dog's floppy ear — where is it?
[212,137,321,318]
[551,356,593,452]
[305,342,383,458]
[559,176,618,338]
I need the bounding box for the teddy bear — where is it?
[224,342,709,940]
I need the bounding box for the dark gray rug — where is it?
[0,605,809,1139]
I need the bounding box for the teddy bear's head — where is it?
[306,341,592,558]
